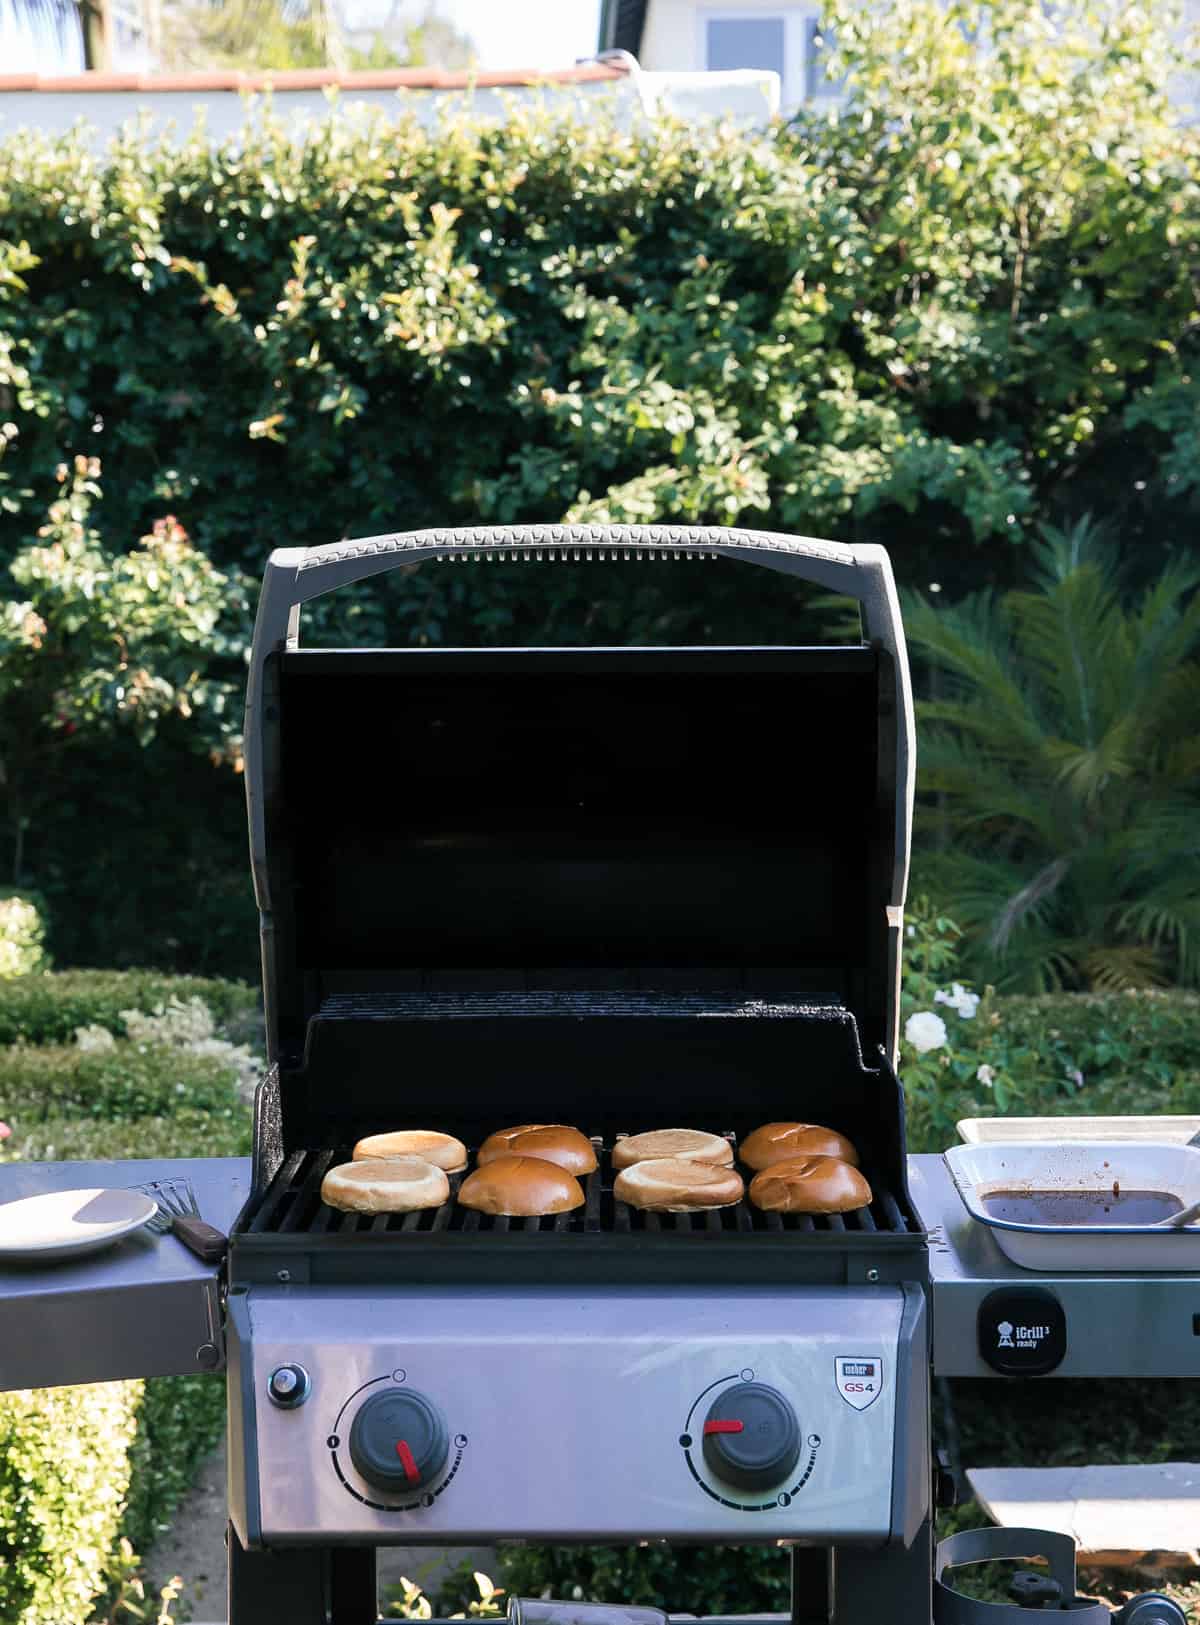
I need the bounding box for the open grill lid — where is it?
[243,525,915,1146]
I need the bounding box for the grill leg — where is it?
[828,1516,933,1625]
[789,1546,833,1623]
[228,1524,331,1624]
[331,1546,379,1624]
[227,1524,378,1625]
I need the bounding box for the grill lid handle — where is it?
[245,525,914,1060]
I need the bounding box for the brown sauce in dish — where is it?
[982,1189,1183,1226]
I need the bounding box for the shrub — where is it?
[907,522,1200,992]
[0,1039,243,1121]
[0,969,258,1047]
[899,900,1200,1151]
[0,968,250,1625]
[0,1380,142,1625]
[1,0,1199,978]
[0,892,49,978]
[1,4,1195,588]
[121,1374,228,1561]
[0,1105,251,1162]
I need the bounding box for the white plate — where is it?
[958,1115,1200,1146]
[943,1141,1200,1272]
[0,1188,158,1263]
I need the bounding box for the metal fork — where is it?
[134,1178,228,1265]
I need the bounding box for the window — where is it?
[701,10,841,111]
[705,16,787,79]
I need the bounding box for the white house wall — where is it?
[0,80,633,145]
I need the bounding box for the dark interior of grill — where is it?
[275,994,902,1180]
[262,647,897,1061]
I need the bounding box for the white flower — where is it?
[905,1010,948,1053]
[976,1064,995,1087]
[122,997,215,1047]
[1066,1067,1084,1089]
[935,982,980,1019]
[74,1023,117,1052]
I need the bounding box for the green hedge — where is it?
[902,989,1200,1154]
[0,969,258,1048]
[2,22,1196,594]
[1,1106,251,1163]
[0,972,253,1625]
[2,1041,243,1122]
[998,991,1200,1092]
[0,1381,143,1625]
[2,0,1200,978]
[121,1374,228,1563]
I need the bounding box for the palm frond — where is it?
[912,515,1200,992]
[1082,942,1169,992]
[905,592,1046,745]
[988,856,1072,952]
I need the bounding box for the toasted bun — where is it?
[321,1156,450,1214]
[611,1129,733,1170]
[740,1122,860,1171]
[477,1124,597,1176]
[749,1156,873,1214]
[352,1130,468,1173]
[457,1155,584,1217]
[614,1158,745,1212]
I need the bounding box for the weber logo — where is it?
[979,1289,1067,1376]
[835,1356,884,1411]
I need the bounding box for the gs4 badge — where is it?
[835,1356,884,1411]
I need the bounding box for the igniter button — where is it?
[267,1363,310,1407]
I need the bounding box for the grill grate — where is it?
[243,1138,915,1240]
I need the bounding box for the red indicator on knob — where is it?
[395,1439,420,1485]
[704,1419,745,1436]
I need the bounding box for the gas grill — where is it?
[221,523,933,1622]
[2,524,1192,1625]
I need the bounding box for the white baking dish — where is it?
[943,1141,1200,1272]
[957,1114,1200,1147]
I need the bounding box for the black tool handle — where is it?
[172,1215,228,1265]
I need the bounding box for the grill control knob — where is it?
[349,1389,449,1496]
[702,1383,800,1493]
[267,1364,310,1408]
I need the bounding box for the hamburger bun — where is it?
[321,1156,450,1214]
[457,1155,584,1218]
[611,1129,733,1170]
[352,1129,467,1173]
[614,1158,745,1212]
[477,1124,597,1176]
[740,1122,860,1171]
[749,1156,873,1214]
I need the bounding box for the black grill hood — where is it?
[242,527,915,1156]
